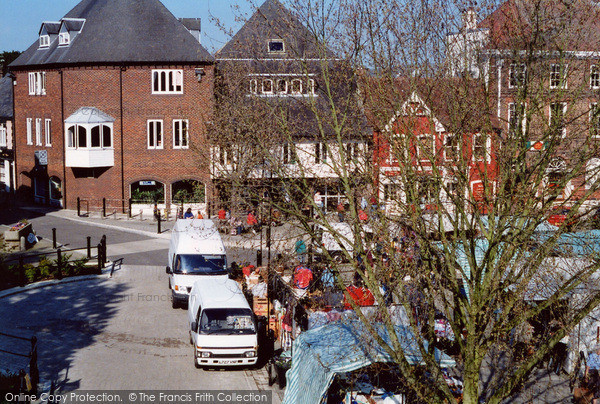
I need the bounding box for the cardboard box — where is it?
[253,298,268,316]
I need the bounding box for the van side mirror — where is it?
[191,322,197,332]
[166,266,171,274]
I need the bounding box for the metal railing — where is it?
[2,235,107,288]
[0,332,38,395]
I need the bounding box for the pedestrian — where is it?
[358,209,368,222]
[218,207,227,220]
[586,345,600,403]
[183,207,194,219]
[314,191,324,214]
[337,201,345,222]
[247,210,259,233]
[197,210,203,219]
[295,238,307,263]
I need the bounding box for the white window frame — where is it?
[173,119,189,149]
[591,103,600,138]
[291,79,303,95]
[472,133,491,162]
[282,142,296,164]
[262,79,273,95]
[44,119,52,146]
[58,32,70,46]
[592,65,600,89]
[416,133,433,162]
[508,63,526,88]
[550,63,568,89]
[250,79,258,94]
[39,35,50,48]
[35,118,42,146]
[308,78,316,95]
[268,39,285,53]
[28,72,46,96]
[315,142,328,163]
[550,102,567,138]
[345,142,359,161]
[508,102,527,135]
[0,124,6,147]
[65,123,113,149]
[444,133,459,161]
[277,78,288,94]
[147,120,163,149]
[152,69,183,94]
[26,118,32,145]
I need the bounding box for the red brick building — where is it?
[9,0,214,212]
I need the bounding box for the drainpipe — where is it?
[8,72,16,196]
[60,69,66,208]
[120,65,125,213]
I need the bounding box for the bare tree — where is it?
[210,0,600,402]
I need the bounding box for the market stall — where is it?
[282,320,456,404]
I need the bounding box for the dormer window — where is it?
[59,32,70,46]
[39,35,50,48]
[268,40,285,53]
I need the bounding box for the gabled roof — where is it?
[360,75,499,134]
[0,75,13,120]
[39,22,61,36]
[478,0,600,51]
[11,0,213,68]
[216,0,335,60]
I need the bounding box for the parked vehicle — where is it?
[314,223,373,263]
[187,277,258,368]
[166,219,228,308]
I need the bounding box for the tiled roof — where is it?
[216,0,335,60]
[478,0,600,51]
[0,75,14,120]
[360,74,499,133]
[11,0,213,68]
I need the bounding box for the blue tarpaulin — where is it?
[282,320,455,404]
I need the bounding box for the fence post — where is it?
[52,227,57,249]
[128,198,132,219]
[102,198,106,218]
[97,244,103,273]
[56,249,62,280]
[19,257,24,287]
[87,236,91,258]
[30,336,38,394]
[101,235,107,267]
[77,197,81,217]
[157,214,162,234]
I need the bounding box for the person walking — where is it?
[295,238,307,263]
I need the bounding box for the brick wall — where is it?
[13,63,215,209]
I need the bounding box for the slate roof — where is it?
[216,0,336,60]
[39,22,61,36]
[11,0,213,69]
[0,75,14,120]
[478,0,600,51]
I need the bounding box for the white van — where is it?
[187,278,258,368]
[166,219,228,308]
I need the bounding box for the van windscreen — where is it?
[174,254,227,275]
[199,308,256,335]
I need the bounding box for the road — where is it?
[0,209,283,401]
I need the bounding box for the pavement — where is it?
[0,206,286,402]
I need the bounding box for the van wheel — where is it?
[172,298,179,309]
[189,332,193,345]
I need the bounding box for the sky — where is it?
[0,0,257,54]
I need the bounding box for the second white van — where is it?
[166,219,228,308]
[187,278,258,367]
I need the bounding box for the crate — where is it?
[253,298,268,316]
